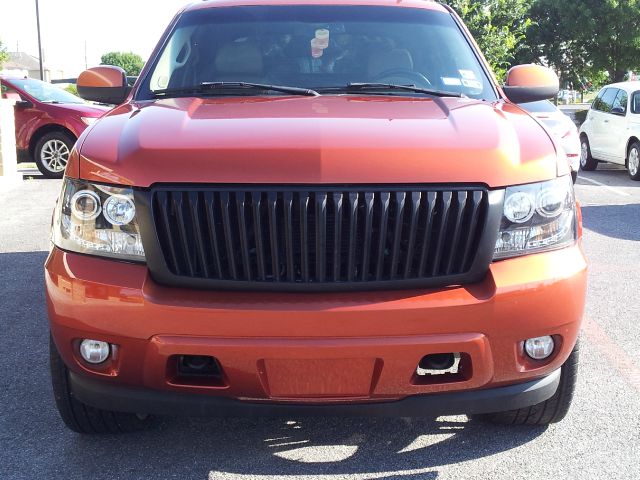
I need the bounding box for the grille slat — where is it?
[315,193,327,282]
[361,192,375,281]
[346,192,359,281]
[418,192,437,276]
[282,192,295,282]
[251,192,267,280]
[219,192,238,280]
[459,190,484,272]
[235,192,252,281]
[267,192,280,281]
[332,192,343,281]
[156,191,181,274]
[151,186,489,290]
[430,191,453,275]
[172,193,195,277]
[444,191,468,275]
[203,192,223,278]
[188,192,210,278]
[375,192,391,280]
[403,192,421,279]
[389,191,406,279]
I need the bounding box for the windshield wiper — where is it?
[152,81,320,98]
[319,83,463,98]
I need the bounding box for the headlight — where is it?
[52,178,145,261]
[80,117,98,126]
[494,175,576,260]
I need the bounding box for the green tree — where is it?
[441,0,533,80]
[523,0,640,85]
[0,39,9,69]
[100,51,144,76]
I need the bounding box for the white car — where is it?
[521,100,581,182]
[579,81,640,180]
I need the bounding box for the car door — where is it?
[604,89,629,164]
[585,88,608,158]
[1,81,33,151]
[589,88,618,160]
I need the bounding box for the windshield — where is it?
[7,78,84,104]
[138,5,497,100]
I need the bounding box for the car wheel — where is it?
[477,340,580,426]
[34,132,75,179]
[50,335,152,434]
[579,136,598,171]
[628,141,640,181]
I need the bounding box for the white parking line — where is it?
[579,176,631,197]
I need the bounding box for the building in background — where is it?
[1,52,64,81]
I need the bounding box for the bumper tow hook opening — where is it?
[416,352,461,376]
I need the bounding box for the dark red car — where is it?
[0,76,109,178]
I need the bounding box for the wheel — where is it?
[478,340,580,426]
[627,141,640,181]
[579,136,598,171]
[50,336,152,434]
[34,132,75,179]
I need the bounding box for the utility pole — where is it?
[35,0,44,80]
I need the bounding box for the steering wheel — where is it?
[371,68,432,87]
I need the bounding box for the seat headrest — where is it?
[215,41,263,75]
[368,49,414,77]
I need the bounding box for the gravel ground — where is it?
[1,166,638,480]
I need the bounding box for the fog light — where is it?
[524,336,555,360]
[79,339,110,364]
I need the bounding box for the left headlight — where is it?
[494,175,576,260]
[52,178,145,262]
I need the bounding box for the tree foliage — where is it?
[0,39,9,69]
[441,0,532,80]
[100,51,144,76]
[525,0,640,85]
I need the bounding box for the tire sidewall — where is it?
[34,132,75,179]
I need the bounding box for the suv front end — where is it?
[46,1,586,433]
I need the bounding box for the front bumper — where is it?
[68,367,561,417]
[46,244,587,411]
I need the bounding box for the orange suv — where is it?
[46,0,586,434]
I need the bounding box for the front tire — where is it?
[478,340,580,426]
[34,132,75,179]
[50,336,152,434]
[579,136,598,171]
[627,141,640,181]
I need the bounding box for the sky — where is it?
[0,0,192,77]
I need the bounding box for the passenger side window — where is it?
[611,90,628,115]
[632,92,640,114]
[596,88,618,114]
[592,89,606,111]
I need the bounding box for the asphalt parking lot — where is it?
[1,166,639,480]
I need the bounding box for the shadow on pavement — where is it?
[2,251,546,480]
[581,204,640,241]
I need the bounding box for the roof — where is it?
[4,52,48,71]
[604,81,640,93]
[187,0,447,13]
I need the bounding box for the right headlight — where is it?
[494,175,576,260]
[52,178,146,262]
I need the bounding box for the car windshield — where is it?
[138,5,497,101]
[7,78,84,104]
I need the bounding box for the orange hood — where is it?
[75,95,562,188]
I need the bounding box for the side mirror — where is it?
[77,65,131,105]
[14,99,34,109]
[503,64,559,104]
[611,106,626,116]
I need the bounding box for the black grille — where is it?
[144,186,493,291]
